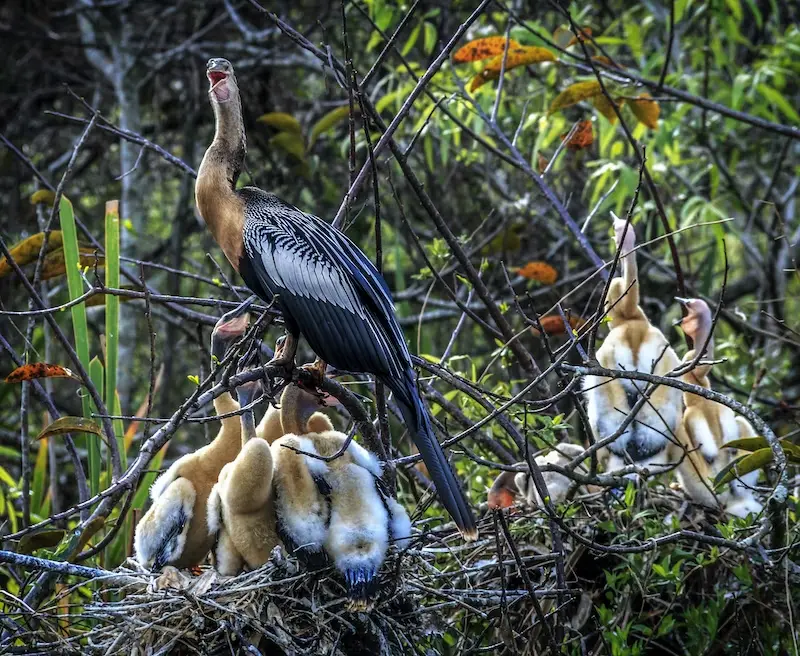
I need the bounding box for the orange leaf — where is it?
[561,120,594,150]
[531,314,586,336]
[5,363,79,384]
[567,27,593,47]
[483,45,556,72]
[629,93,660,129]
[592,94,624,123]
[453,37,521,63]
[517,261,559,284]
[549,81,603,114]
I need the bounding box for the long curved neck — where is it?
[241,409,256,444]
[619,242,640,317]
[210,391,242,455]
[196,94,247,269]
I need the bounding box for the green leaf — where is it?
[423,22,437,54]
[104,201,124,472]
[401,22,421,56]
[30,438,48,516]
[18,529,67,555]
[269,131,306,161]
[256,112,302,134]
[714,448,772,487]
[309,105,358,147]
[757,84,800,124]
[88,357,104,496]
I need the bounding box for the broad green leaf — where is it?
[309,105,358,147]
[17,529,66,555]
[401,22,421,56]
[257,112,302,135]
[423,22,437,54]
[714,448,772,487]
[270,131,306,161]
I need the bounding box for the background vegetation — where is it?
[0,0,798,653]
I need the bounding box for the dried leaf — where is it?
[269,131,306,161]
[5,363,78,384]
[561,120,594,150]
[257,112,302,135]
[309,105,359,147]
[483,45,556,72]
[30,190,57,206]
[537,153,549,174]
[452,37,521,63]
[517,261,559,284]
[592,94,624,123]
[629,93,660,129]
[0,231,64,278]
[36,416,102,441]
[549,81,603,114]
[566,27,593,47]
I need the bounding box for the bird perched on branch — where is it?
[134,305,251,570]
[207,377,280,575]
[270,381,411,608]
[196,57,476,539]
[583,219,682,474]
[674,298,762,517]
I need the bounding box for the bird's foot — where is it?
[265,333,297,372]
[299,357,327,389]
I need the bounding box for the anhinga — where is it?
[674,298,762,517]
[487,444,588,510]
[196,58,476,539]
[134,306,251,569]
[271,383,411,606]
[583,219,682,473]
[207,377,280,575]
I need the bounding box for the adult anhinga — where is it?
[195,58,476,539]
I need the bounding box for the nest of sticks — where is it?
[70,485,746,655]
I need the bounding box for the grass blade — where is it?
[104,201,124,471]
[88,357,104,496]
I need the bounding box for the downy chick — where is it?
[134,305,250,570]
[675,298,762,517]
[584,219,682,474]
[208,377,280,575]
[488,444,588,510]
[271,383,412,608]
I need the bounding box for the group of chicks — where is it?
[133,308,411,607]
[490,219,762,518]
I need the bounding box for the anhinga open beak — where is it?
[206,59,233,102]
[674,297,691,307]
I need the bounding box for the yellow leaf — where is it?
[37,248,104,281]
[36,416,102,441]
[309,105,358,147]
[30,190,57,206]
[629,93,660,129]
[257,112,302,135]
[483,45,556,72]
[452,37,521,63]
[549,81,603,114]
[469,69,500,91]
[0,232,64,277]
[270,131,306,161]
[592,94,624,123]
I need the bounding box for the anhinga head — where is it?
[207,58,239,105]
[211,298,254,364]
[676,298,712,349]
[487,470,521,510]
[613,217,636,257]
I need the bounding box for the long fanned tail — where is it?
[385,371,478,540]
